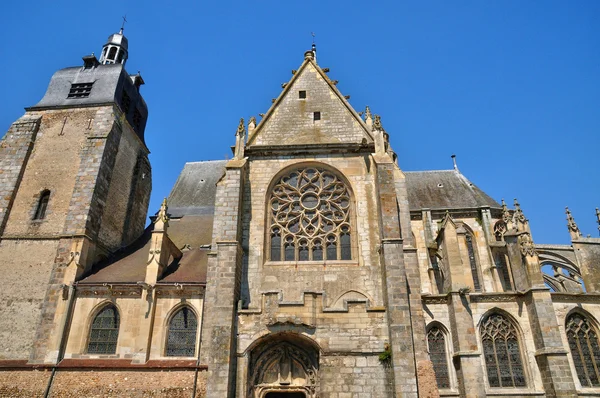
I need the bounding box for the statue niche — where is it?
[249,338,319,398]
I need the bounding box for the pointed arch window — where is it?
[166,307,198,357]
[427,326,450,389]
[480,313,526,388]
[465,233,481,291]
[268,167,353,262]
[33,190,50,220]
[566,313,600,387]
[87,304,119,354]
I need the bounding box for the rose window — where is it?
[268,167,352,262]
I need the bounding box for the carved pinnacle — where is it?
[565,207,581,238]
[236,118,246,137]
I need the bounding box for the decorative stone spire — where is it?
[566,207,582,240]
[154,198,169,231]
[234,118,246,160]
[501,199,513,231]
[364,106,373,129]
[147,197,181,284]
[373,115,385,155]
[596,208,600,235]
[248,116,256,136]
[513,198,528,232]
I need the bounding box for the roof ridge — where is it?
[184,159,228,165]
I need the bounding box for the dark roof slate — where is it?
[167,160,226,218]
[405,170,501,211]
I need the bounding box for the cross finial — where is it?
[120,15,127,33]
[311,32,316,44]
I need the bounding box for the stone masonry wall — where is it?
[0,239,58,359]
[319,355,393,398]
[0,115,40,236]
[249,62,370,147]
[1,109,97,237]
[98,114,148,251]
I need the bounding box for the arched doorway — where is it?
[248,334,319,398]
[265,393,306,398]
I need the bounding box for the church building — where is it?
[1,28,600,398]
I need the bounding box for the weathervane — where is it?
[121,15,128,32]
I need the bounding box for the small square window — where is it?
[313,111,321,121]
[299,90,306,99]
[67,82,93,99]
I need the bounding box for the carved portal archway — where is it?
[248,336,319,398]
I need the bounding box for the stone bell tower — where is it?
[0,27,151,363]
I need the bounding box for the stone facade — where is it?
[1,33,600,398]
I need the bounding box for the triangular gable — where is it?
[247,57,374,148]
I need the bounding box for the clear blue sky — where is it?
[1,1,598,244]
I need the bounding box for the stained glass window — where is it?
[480,313,526,388]
[427,326,450,388]
[466,234,481,291]
[566,313,600,387]
[166,307,198,357]
[268,167,353,262]
[87,304,120,354]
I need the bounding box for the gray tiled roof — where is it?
[167,160,227,218]
[405,169,501,211]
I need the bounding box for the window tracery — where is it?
[268,167,352,262]
[87,304,119,354]
[427,326,450,389]
[566,313,600,387]
[166,307,198,357]
[480,313,526,388]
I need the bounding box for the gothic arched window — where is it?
[87,304,120,354]
[268,167,353,262]
[427,325,450,389]
[465,233,481,291]
[566,313,600,387]
[166,307,198,357]
[480,313,526,388]
[33,190,50,220]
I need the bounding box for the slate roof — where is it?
[405,169,501,211]
[167,160,227,218]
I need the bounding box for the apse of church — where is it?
[1,30,600,398]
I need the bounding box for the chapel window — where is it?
[465,233,481,291]
[33,190,50,220]
[166,307,198,357]
[427,326,450,389]
[268,167,353,262]
[566,313,600,387]
[87,304,120,354]
[480,313,526,388]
